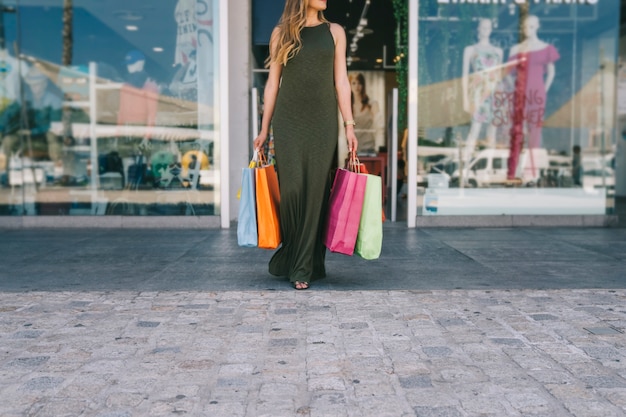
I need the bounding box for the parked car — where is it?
[447,148,549,187]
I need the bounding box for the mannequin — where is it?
[506,15,559,183]
[461,19,503,182]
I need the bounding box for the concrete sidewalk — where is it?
[1,225,625,416]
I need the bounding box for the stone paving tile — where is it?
[0,289,625,416]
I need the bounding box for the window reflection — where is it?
[0,0,217,216]
[416,3,617,216]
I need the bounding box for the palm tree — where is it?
[0,0,15,50]
[62,0,72,66]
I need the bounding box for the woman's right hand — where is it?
[253,132,268,152]
[346,127,358,154]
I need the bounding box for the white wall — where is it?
[228,0,252,222]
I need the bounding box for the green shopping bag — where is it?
[354,174,383,260]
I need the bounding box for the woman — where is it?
[350,72,379,152]
[253,0,358,290]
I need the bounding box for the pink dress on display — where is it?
[507,44,560,179]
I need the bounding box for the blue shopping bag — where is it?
[237,167,257,247]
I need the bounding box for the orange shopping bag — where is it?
[255,155,281,249]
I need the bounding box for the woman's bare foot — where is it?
[294,281,309,290]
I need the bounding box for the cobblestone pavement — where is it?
[1,226,625,416]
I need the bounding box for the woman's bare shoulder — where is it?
[328,22,345,45]
[329,22,345,36]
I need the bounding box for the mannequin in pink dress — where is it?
[506,15,560,182]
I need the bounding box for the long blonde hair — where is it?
[265,0,327,67]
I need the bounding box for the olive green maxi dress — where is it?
[269,23,338,284]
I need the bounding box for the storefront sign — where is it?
[437,0,598,4]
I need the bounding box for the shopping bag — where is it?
[353,160,386,223]
[237,166,257,247]
[354,173,383,260]
[256,161,281,249]
[324,167,367,255]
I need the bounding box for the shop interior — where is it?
[251,0,402,218]
[0,0,217,216]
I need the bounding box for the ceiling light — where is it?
[348,28,373,36]
[113,10,143,21]
[376,58,383,63]
[126,25,138,31]
[153,47,164,52]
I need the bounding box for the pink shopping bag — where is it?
[324,167,368,255]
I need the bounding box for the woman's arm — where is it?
[253,27,284,152]
[330,23,358,153]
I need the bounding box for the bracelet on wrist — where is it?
[344,120,356,127]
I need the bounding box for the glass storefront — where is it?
[413,1,619,216]
[2,0,619,225]
[0,0,220,216]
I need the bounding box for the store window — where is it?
[0,0,219,216]
[416,1,618,216]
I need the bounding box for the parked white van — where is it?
[450,148,549,187]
